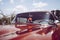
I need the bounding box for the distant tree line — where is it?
[0,10,15,25]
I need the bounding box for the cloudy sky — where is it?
[0,0,60,15]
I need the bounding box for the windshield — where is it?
[15,12,54,24]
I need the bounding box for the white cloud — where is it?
[30,8,47,11]
[3,8,14,16]
[0,0,3,4]
[20,0,25,3]
[13,5,28,13]
[10,0,14,4]
[32,2,48,8]
[0,0,2,2]
[0,2,4,5]
[31,9,42,11]
[32,0,37,3]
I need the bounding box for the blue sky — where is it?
[0,0,60,15]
